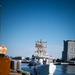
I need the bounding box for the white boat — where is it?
[22,39,56,75]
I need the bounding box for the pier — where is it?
[10,69,21,75]
[0,45,30,75]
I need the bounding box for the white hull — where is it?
[49,63,56,75]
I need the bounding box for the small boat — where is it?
[22,39,56,75]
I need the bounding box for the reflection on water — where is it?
[54,65,75,75]
[66,66,75,74]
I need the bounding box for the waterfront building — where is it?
[62,40,75,61]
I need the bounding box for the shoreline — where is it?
[54,62,75,66]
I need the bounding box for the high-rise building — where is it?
[62,40,75,61]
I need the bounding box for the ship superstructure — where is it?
[35,39,48,57]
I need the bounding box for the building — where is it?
[62,40,75,61]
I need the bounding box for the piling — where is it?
[0,57,10,75]
[10,60,22,71]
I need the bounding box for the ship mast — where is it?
[35,39,47,57]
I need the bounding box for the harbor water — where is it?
[54,65,75,75]
[21,63,75,75]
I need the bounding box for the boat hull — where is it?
[22,63,56,75]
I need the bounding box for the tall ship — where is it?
[22,39,56,75]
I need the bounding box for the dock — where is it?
[0,45,30,75]
[10,69,30,75]
[10,69,22,75]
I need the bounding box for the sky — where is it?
[0,0,75,58]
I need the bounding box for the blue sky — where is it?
[0,0,75,58]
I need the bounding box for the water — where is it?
[54,65,75,75]
[21,63,75,75]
